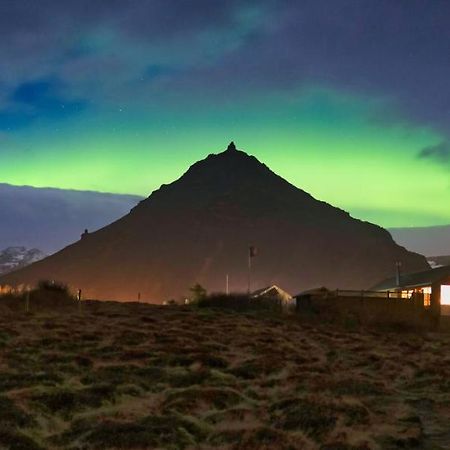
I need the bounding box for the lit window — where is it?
[423,287,432,307]
[441,285,450,306]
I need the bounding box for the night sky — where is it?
[0,0,449,227]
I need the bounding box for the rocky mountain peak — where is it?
[0,144,429,301]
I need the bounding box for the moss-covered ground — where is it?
[0,300,449,449]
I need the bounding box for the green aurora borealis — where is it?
[1,1,449,228]
[1,88,448,228]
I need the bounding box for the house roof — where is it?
[252,285,292,300]
[372,265,450,291]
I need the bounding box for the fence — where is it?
[296,289,439,329]
[336,289,404,298]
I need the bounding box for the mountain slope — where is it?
[0,183,142,253]
[0,143,429,301]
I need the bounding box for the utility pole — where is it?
[247,252,251,294]
[247,245,257,294]
[395,261,402,287]
[226,274,229,295]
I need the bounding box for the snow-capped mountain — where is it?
[0,247,46,275]
[428,255,450,268]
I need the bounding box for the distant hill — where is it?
[0,143,429,301]
[0,183,142,253]
[389,225,450,257]
[428,255,450,268]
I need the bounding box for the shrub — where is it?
[0,280,75,312]
[27,280,76,310]
[198,293,281,312]
[36,280,69,293]
[189,283,207,303]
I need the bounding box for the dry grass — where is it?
[0,300,449,449]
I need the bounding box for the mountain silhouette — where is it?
[0,143,429,301]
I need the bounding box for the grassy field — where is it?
[0,300,450,449]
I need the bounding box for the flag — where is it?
[249,245,257,258]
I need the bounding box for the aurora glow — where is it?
[0,1,449,228]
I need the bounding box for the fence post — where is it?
[25,291,30,313]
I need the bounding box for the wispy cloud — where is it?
[418,141,450,165]
[0,0,449,144]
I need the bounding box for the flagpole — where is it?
[247,245,257,295]
[247,248,252,294]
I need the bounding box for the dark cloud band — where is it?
[418,141,450,165]
[0,0,448,142]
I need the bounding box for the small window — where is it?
[423,287,431,307]
[441,285,450,306]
